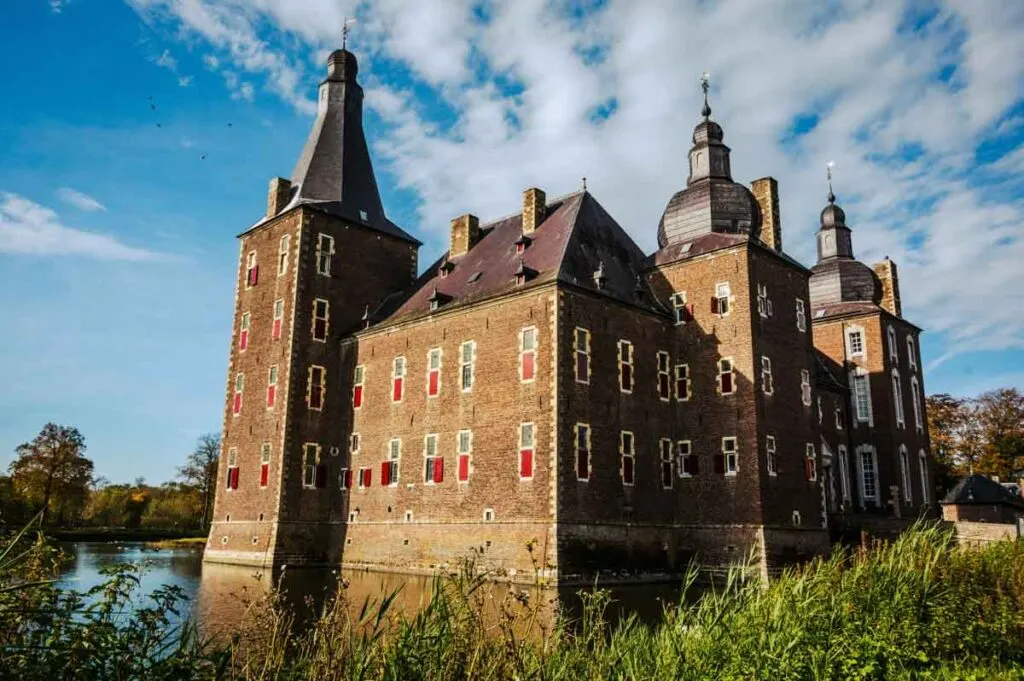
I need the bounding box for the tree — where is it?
[8,424,94,526]
[178,433,220,529]
[925,393,967,493]
[976,388,1024,479]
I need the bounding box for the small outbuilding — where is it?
[940,474,1024,525]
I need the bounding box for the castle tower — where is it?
[808,179,933,518]
[205,47,420,567]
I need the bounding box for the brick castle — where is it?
[205,47,934,582]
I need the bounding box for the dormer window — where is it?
[514,235,531,254]
[438,260,455,279]
[427,287,450,311]
[514,259,535,286]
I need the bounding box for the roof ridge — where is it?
[477,189,586,230]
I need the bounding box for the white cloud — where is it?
[156,49,177,71]
[49,0,69,13]
[125,0,1024,357]
[178,75,193,87]
[56,187,106,212]
[0,193,157,261]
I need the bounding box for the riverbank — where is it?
[47,527,206,542]
[144,537,207,549]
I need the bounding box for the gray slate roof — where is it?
[941,474,1024,509]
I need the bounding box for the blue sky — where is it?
[2,0,1023,484]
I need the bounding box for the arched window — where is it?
[919,450,930,505]
[891,369,905,428]
[899,445,912,505]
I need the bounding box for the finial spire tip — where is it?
[699,71,711,119]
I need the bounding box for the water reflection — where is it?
[59,542,690,641]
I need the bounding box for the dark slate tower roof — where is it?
[941,474,1024,509]
[272,48,417,244]
[657,86,761,248]
[808,185,881,310]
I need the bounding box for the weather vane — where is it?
[342,16,357,49]
[699,71,711,119]
[826,161,836,203]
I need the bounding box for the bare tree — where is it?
[178,433,220,529]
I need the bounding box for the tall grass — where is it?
[2,521,1023,679]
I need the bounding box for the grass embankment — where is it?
[2,522,1024,679]
[145,537,208,550]
[47,526,206,542]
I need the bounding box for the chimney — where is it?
[522,187,546,235]
[449,213,480,258]
[873,257,902,317]
[750,177,782,252]
[267,177,292,218]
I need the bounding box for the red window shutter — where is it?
[522,353,535,381]
[392,377,403,402]
[684,304,694,322]
[316,464,327,488]
[714,454,725,475]
[231,467,240,489]
[433,457,444,483]
[381,461,390,485]
[260,463,269,487]
[267,385,276,408]
[239,329,248,350]
[363,469,372,487]
[722,372,733,394]
[805,459,814,481]
[577,449,589,479]
[273,319,282,340]
[428,371,439,396]
[458,454,469,481]
[520,449,533,478]
[353,385,363,408]
[247,266,258,286]
[710,296,719,314]
[233,392,242,415]
[344,469,353,489]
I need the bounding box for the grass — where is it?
[2,521,1024,679]
[145,537,208,549]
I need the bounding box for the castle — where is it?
[205,47,934,583]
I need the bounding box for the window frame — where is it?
[838,445,851,504]
[718,357,735,396]
[426,347,442,398]
[266,365,278,409]
[574,327,591,384]
[761,356,774,395]
[575,423,591,482]
[457,430,472,483]
[887,325,898,364]
[302,443,321,490]
[907,336,918,372]
[857,445,879,507]
[656,351,671,401]
[272,299,285,340]
[713,281,731,317]
[239,311,251,351]
[260,442,271,489]
[800,369,812,406]
[919,449,930,505]
[852,369,873,424]
[520,326,537,383]
[674,363,691,401]
[307,365,325,411]
[756,283,773,319]
[910,375,922,432]
[892,369,905,428]
[899,445,912,505]
[722,437,738,476]
[671,291,692,325]
[423,433,442,484]
[386,438,401,487]
[519,422,535,481]
[460,340,476,393]
[278,234,290,276]
[766,435,777,477]
[677,440,696,478]
[315,233,335,276]
[846,326,866,359]
[392,356,406,403]
[312,298,329,342]
[659,438,674,489]
[245,250,258,289]
[233,372,244,416]
[618,340,634,394]
[226,447,239,490]
[620,430,635,486]
[805,443,817,482]
[795,298,806,332]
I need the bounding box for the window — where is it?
[245,251,258,288]
[460,341,476,392]
[350,431,361,453]
[805,443,817,482]
[307,365,325,411]
[766,435,777,476]
[620,431,635,485]
[239,312,251,351]
[272,299,284,340]
[520,327,537,382]
[303,443,324,489]
[575,423,591,481]
[677,440,697,477]
[383,439,401,486]
[424,434,443,484]
[225,448,239,490]
[919,450,930,505]
[618,340,634,393]
[761,357,774,395]
[519,423,535,480]
[911,376,922,432]
[315,233,335,276]
[233,373,244,416]
[278,234,290,276]
[340,467,353,490]
[671,292,693,325]
[887,325,898,363]
[712,282,731,316]
[719,437,738,476]
[756,284,773,318]
[847,328,865,358]
[899,445,912,505]
[574,328,591,384]
[420,348,440,398]
[892,370,905,428]
[852,371,872,423]
[836,405,845,430]
[907,336,918,371]
[795,298,806,332]
[800,369,812,406]
[260,443,271,488]
[312,299,329,342]
[392,357,406,403]
[857,446,878,506]
[838,445,851,503]
[358,467,372,488]
[660,438,674,489]
[353,366,365,409]
[457,430,472,482]
[674,364,691,401]
[657,351,671,401]
[266,365,278,409]
[817,396,823,424]
[718,358,735,395]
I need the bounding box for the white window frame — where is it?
[312,298,329,342]
[659,438,674,489]
[899,445,912,505]
[574,422,591,482]
[519,422,535,481]
[423,433,441,484]
[907,336,918,372]
[278,234,290,276]
[674,363,691,401]
[272,299,285,340]
[919,449,930,505]
[677,440,694,478]
[266,365,278,410]
[245,250,257,289]
[302,443,320,489]
[307,365,325,411]
[260,443,271,488]
[239,311,251,351]
[722,437,738,476]
[714,281,731,317]
[353,365,365,409]
[315,233,335,276]
[851,369,873,425]
[838,445,851,503]
[796,298,806,332]
[800,369,812,406]
[618,340,634,394]
[457,430,473,483]
[671,291,689,325]
[846,326,866,360]
[757,283,773,319]
[519,326,537,383]
[233,372,244,416]
[226,447,238,490]
[426,347,442,397]
[574,327,591,384]
[656,351,671,401]
[392,356,406,404]
[761,356,774,395]
[387,438,401,486]
[766,435,777,476]
[892,369,905,428]
[910,376,922,432]
[460,340,476,393]
[806,443,817,482]
[887,325,898,364]
[620,430,635,486]
[351,432,361,454]
[856,445,879,507]
[718,357,735,396]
